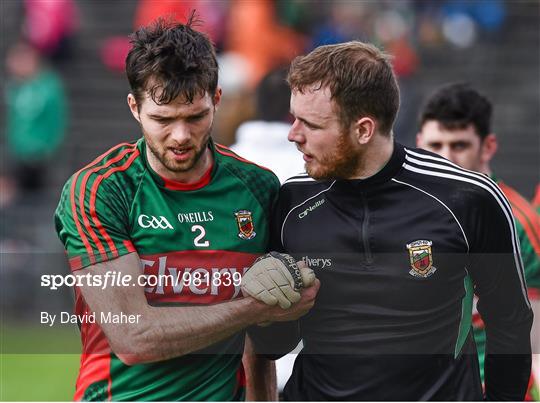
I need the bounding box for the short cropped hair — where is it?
[287,41,400,135]
[419,83,492,139]
[126,13,218,106]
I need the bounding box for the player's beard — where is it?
[306,132,362,180]
[144,125,212,175]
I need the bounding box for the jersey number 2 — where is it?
[191,225,210,247]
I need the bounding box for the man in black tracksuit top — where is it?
[248,42,533,400]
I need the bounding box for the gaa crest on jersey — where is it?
[406,240,437,278]
[234,210,256,240]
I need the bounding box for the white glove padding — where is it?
[242,252,316,309]
[297,260,316,288]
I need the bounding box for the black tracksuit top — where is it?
[263,142,532,401]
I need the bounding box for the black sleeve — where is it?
[246,322,301,360]
[467,189,533,400]
[248,186,302,359]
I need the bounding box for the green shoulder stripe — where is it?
[455,274,474,358]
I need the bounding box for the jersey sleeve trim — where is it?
[67,243,135,271]
[391,178,470,251]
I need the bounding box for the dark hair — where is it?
[287,41,400,135]
[126,13,218,106]
[256,67,290,122]
[419,83,492,138]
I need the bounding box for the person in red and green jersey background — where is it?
[417,82,540,401]
[54,13,318,401]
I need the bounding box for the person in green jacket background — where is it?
[5,40,67,192]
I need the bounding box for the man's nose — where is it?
[288,120,305,144]
[438,147,454,162]
[170,123,191,144]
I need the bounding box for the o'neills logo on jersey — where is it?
[406,240,437,278]
[138,214,174,230]
[140,251,258,304]
[234,210,256,240]
[298,199,325,219]
[177,211,214,224]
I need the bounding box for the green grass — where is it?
[1,354,80,401]
[1,324,81,401]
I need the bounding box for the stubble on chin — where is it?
[307,134,361,180]
[153,141,209,174]
[143,126,212,174]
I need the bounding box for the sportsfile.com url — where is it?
[41,271,242,290]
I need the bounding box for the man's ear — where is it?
[213,87,222,110]
[480,133,498,164]
[416,132,424,148]
[354,117,376,145]
[127,93,141,123]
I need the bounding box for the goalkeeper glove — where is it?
[242,252,316,309]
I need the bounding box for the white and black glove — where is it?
[242,252,316,309]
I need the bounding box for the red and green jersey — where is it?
[54,138,280,401]
[472,179,539,399]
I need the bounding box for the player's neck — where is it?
[479,163,492,177]
[350,134,394,180]
[150,146,213,184]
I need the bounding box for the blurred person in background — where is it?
[102,0,227,73]
[225,0,305,88]
[133,0,227,50]
[417,82,540,401]
[231,67,304,183]
[211,53,255,146]
[4,40,67,194]
[23,0,79,62]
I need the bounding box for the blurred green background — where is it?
[1,325,80,401]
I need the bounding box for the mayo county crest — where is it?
[235,210,256,240]
[406,240,436,278]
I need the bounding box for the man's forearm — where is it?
[81,254,318,366]
[243,336,277,401]
[109,297,266,364]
